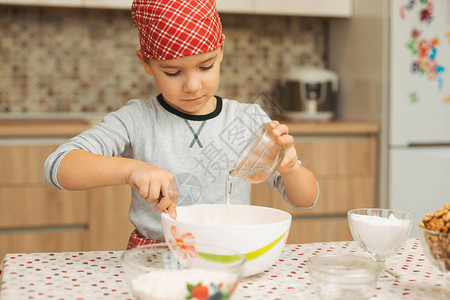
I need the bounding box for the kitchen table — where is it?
[0,238,446,299]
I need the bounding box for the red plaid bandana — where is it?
[127,229,163,249]
[132,0,224,60]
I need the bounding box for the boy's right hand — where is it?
[126,161,177,219]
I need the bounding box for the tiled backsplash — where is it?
[0,6,326,113]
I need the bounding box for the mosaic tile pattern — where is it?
[0,6,326,113]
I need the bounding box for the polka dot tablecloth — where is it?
[0,238,447,299]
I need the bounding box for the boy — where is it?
[44,0,319,248]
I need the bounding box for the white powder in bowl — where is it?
[131,268,237,300]
[349,214,411,258]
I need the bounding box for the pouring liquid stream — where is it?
[225,172,234,224]
[225,166,272,224]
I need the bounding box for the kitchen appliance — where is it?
[389,0,450,238]
[281,66,339,122]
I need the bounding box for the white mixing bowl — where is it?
[161,204,292,277]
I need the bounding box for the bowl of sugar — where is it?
[161,204,292,277]
[347,208,412,279]
[121,243,245,300]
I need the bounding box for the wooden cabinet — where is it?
[254,0,352,17]
[0,142,134,260]
[83,0,130,9]
[217,0,353,17]
[0,0,82,7]
[216,0,254,14]
[251,122,378,244]
[89,185,134,251]
[1,0,352,17]
[0,0,130,8]
[0,120,376,258]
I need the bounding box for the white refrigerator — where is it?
[389,0,450,237]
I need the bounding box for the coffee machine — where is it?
[281,66,339,122]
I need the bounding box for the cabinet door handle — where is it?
[408,142,450,148]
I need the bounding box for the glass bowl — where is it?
[418,225,450,298]
[347,208,412,280]
[229,122,285,184]
[121,243,246,300]
[307,254,380,300]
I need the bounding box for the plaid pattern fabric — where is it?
[127,229,163,250]
[132,0,224,60]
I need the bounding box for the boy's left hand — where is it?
[269,120,300,175]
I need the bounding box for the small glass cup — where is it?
[229,123,285,184]
[307,254,380,300]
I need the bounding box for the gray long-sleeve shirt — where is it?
[44,94,295,241]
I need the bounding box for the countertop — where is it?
[0,116,378,138]
[0,239,444,300]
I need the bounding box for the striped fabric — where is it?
[127,229,163,249]
[132,0,224,60]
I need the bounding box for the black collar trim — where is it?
[157,94,222,121]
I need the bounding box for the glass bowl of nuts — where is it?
[419,203,450,299]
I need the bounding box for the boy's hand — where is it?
[269,120,300,175]
[126,161,178,219]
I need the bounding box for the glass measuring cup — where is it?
[229,122,286,184]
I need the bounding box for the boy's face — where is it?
[137,47,223,115]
